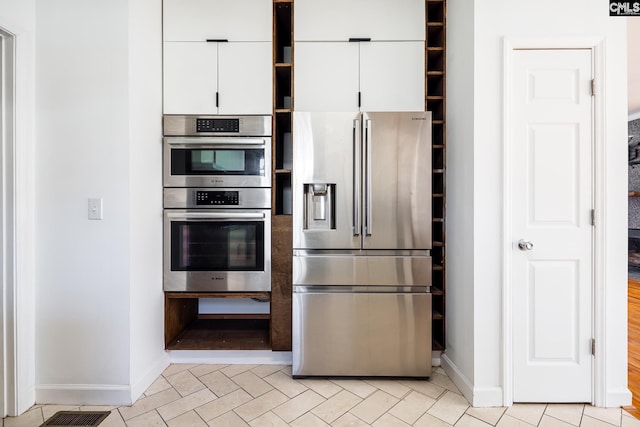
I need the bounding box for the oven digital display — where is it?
[195,191,239,206]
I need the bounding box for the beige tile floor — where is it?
[2,364,639,426]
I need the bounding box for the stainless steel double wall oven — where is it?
[163,115,272,292]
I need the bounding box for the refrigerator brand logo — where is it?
[411,117,427,120]
[610,1,640,15]
[211,276,224,281]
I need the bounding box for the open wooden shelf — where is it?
[166,318,271,350]
[165,292,272,350]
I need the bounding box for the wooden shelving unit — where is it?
[271,0,294,351]
[427,0,446,351]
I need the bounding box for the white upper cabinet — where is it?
[163,41,272,115]
[163,0,272,42]
[164,42,218,114]
[294,42,359,112]
[295,41,424,112]
[162,0,272,115]
[217,42,273,115]
[359,42,424,112]
[294,0,425,42]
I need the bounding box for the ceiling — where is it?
[629,19,640,117]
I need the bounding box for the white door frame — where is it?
[502,37,606,406]
[0,20,36,416]
[0,26,17,418]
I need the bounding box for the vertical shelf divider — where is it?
[427,0,446,351]
[270,0,293,351]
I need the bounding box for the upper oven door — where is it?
[163,136,272,188]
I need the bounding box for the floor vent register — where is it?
[40,411,110,427]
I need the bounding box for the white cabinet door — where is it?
[360,42,424,112]
[295,41,424,112]
[163,42,218,115]
[294,0,424,42]
[294,42,359,112]
[163,0,272,42]
[164,42,272,115]
[218,42,273,115]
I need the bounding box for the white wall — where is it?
[442,0,476,398]
[128,0,169,400]
[0,0,166,408]
[445,0,630,407]
[35,0,132,402]
[33,0,166,404]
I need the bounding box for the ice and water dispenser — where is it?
[303,184,335,231]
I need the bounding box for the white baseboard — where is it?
[130,353,171,403]
[441,353,473,404]
[441,354,504,407]
[604,389,632,408]
[34,355,170,407]
[35,384,132,406]
[169,350,293,365]
[169,350,441,369]
[472,386,504,407]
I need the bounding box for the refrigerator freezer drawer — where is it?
[293,253,432,287]
[292,291,432,377]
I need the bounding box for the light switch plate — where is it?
[88,198,103,220]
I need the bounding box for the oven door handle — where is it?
[166,212,265,220]
[165,138,266,146]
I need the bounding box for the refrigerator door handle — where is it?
[364,119,372,236]
[353,119,361,236]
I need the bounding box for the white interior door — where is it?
[511,48,594,402]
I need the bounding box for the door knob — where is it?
[518,240,534,251]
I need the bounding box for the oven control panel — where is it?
[196,118,240,133]
[195,190,239,206]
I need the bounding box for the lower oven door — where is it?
[164,209,271,292]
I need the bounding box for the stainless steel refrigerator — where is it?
[292,112,432,378]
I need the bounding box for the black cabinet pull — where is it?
[348,37,371,42]
[216,92,219,107]
[206,39,229,42]
[358,91,361,108]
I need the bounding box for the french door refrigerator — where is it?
[292,112,433,377]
